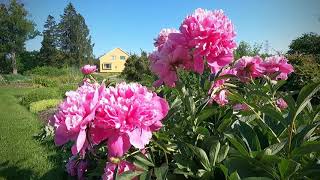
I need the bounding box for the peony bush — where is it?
[50,8,320,180]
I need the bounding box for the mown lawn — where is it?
[0,87,67,180]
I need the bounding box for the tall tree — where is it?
[58,3,94,66]
[39,15,60,66]
[288,32,320,57]
[0,0,37,74]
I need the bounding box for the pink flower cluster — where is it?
[233,55,294,82]
[81,65,97,75]
[52,82,169,178]
[210,55,294,106]
[150,8,236,87]
[276,98,288,110]
[209,68,236,106]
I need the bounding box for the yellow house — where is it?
[99,48,129,73]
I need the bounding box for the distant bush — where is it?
[121,51,153,82]
[284,54,320,104]
[2,74,31,83]
[58,84,78,97]
[30,99,61,113]
[21,88,60,107]
[32,76,59,87]
[25,66,67,76]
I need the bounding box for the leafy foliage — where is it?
[121,51,153,84]
[288,32,320,59]
[21,88,60,107]
[58,3,94,66]
[0,0,38,74]
[29,99,61,113]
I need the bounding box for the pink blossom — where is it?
[234,56,265,82]
[66,156,88,180]
[150,33,192,87]
[91,82,169,157]
[53,82,105,155]
[102,161,137,180]
[154,28,179,50]
[263,56,294,80]
[233,103,249,111]
[276,98,288,110]
[209,68,236,106]
[180,8,236,73]
[81,65,97,75]
[212,89,228,106]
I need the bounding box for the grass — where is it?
[0,87,67,180]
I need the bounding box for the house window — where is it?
[103,63,112,70]
[120,56,126,60]
[111,55,116,60]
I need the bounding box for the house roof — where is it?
[99,48,129,59]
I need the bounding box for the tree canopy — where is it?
[0,0,38,74]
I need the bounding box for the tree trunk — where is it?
[12,52,17,74]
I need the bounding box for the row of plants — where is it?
[45,8,320,180]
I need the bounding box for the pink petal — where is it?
[128,128,152,149]
[108,134,131,157]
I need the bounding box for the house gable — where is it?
[99,48,129,73]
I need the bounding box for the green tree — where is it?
[121,51,152,82]
[0,0,37,74]
[39,15,61,67]
[234,41,262,60]
[58,3,94,67]
[288,32,320,56]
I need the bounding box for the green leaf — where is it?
[229,171,241,180]
[134,154,154,167]
[278,159,300,179]
[154,164,168,180]
[117,170,145,180]
[237,121,261,151]
[217,143,230,163]
[187,144,211,171]
[225,133,250,157]
[242,177,273,180]
[291,124,319,149]
[296,82,320,107]
[260,105,284,122]
[264,140,287,155]
[291,141,320,157]
[293,82,320,122]
[209,140,220,166]
[196,107,216,123]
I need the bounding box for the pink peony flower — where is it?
[81,65,97,75]
[66,156,88,180]
[53,82,105,155]
[102,161,137,180]
[233,103,249,111]
[90,82,169,157]
[180,8,236,74]
[150,33,192,87]
[154,28,179,51]
[263,56,294,80]
[234,56,265,82]
[209,68,236,106]
[212,89,228,106]
[276,98,288,110]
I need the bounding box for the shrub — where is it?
[21,88,60,107]
[32,76,59,87]
[25,66,67,76]
[2,74,31,83]
[121,51,153,82]
[58,84,78,97]
[30,99,61,113]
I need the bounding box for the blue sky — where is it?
[19,0,320,57]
